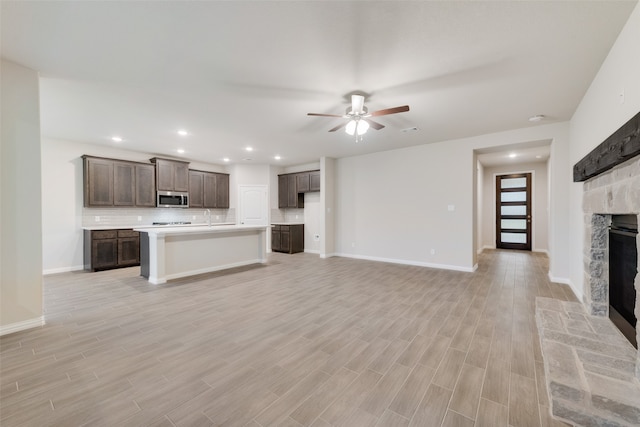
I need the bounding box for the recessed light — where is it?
[243,158,252,161]
[245,147,254,152]
[401,127,418,133]
[536,155,542,159]
[274,155,281,160]
[223,157,230,162]
[509,153,517,158]
[528,115,545,122]
[111,136,123,142]
[177,148,185,154]
[177,129,189,136]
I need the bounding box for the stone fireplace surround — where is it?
[582,155,640,376]
[536,155,640,426]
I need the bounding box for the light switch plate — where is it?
[448,205,455,211]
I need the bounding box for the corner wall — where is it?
[569,2,640,299]
[1,59,44,334]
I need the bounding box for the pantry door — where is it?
[496,173,532,251]
[239,185,268,226]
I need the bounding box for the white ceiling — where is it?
[2,1,637,167]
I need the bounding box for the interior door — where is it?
[496,173,532,250]
[239,185,268,226]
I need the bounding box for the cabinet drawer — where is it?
[271,224,281,231]
[280,225,290,232]
[118,230,139,238]
[92,230,117,239]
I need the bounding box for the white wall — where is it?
[481,161,549,253]
[40,138,231,273]
[569,2,640,299]
[1,59,44,334]
[476,161,484,254]
[334,122,571,274]
[321,157,336,257]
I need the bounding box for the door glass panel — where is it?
[501,191,526,202]
[501,219,527,230]
[501,205,527,216]
[501,177,527,189]
[501,232,527,244]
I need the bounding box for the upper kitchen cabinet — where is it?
[84,156,114,206]
[151,157,189,192]
[135,163,156,207]
[278,170,320,209]
[83,155,156,208]
[189,170,230,209]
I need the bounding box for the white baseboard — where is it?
[304,249,320,254]
[334,253,476,273]
[320,253,337,259]
[548,272,582,301]
[43,265,84,275]
[0,316,45,336]
[155,258,266,285]
[533,248,549,256]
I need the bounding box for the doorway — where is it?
[495,173,532,250]
[238,185,268,226]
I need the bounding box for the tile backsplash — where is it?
[270,208,304,224]
[83,208,236,227]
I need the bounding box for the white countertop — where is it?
[134,224,268,236]
[83,223,235,231]
[271,222,304,226]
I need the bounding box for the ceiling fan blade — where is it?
[364,118,385,130]
[328,122,348,132]
[307,113,344,118]
[369,105,410,117]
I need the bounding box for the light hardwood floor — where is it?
[0,250,574,426]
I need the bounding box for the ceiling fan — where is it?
[307,94,410,139]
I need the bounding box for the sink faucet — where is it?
[205,209,211,227]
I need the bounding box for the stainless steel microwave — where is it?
[157,191,189,208]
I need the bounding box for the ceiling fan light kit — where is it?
[308,94,410,141]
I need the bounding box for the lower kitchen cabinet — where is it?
[271,224,304,254]
[84,229,140,271]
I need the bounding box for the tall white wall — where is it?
[569,2,640,298]
[1,59,44,334]
[334,122,570,275]
[321,157,336,257]
[481,161,549,253]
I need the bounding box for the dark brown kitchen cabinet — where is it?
[278,174,304,208]
[83,156,156,208]
[271,224,304,254]
[189,170,230,209]
[278,170,320,209]
[84,157,114,206]
[309,170,320,191]
[113,162,135,206]
[189,171,205,208]
[151,157,190,192]
[84,229,140,271]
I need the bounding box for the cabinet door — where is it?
[278,175,288,208]
[203,172,217,208]
[296,173,310,192]
[174,162,189,192]
[118,236,140,266]
[85,158,114,206]
[309,171,320,192]
[281,230,291,253]
[287,175,298,208]
[92,238,118,269]
[113,162,135,206]
[271,228,281,252]
[156,159,175,191]
[135,164,156,207]
[189,171,205,208]
[215,173,229,209]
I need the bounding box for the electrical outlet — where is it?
[216,215,220,220]
[430,248,435,255]
[620,88,626,104]
[295,214,299,219]
[137,216,142,221]
[192,215,196,220]
[351,242,356,248]
[314,234,320,241]
[95,216,100,222]
[448,205,455,211]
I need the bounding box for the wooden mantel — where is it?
[573,111,640,182]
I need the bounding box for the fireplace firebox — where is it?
[609,214,638,349]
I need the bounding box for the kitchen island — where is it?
[135,225,268,284]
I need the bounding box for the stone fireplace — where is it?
[582,156,640,379]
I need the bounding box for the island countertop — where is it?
[134,224,267,235]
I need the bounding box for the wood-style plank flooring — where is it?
[0,250,575,426]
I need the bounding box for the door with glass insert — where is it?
[496,173,531,250]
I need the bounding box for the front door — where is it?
[496,173,532,251]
